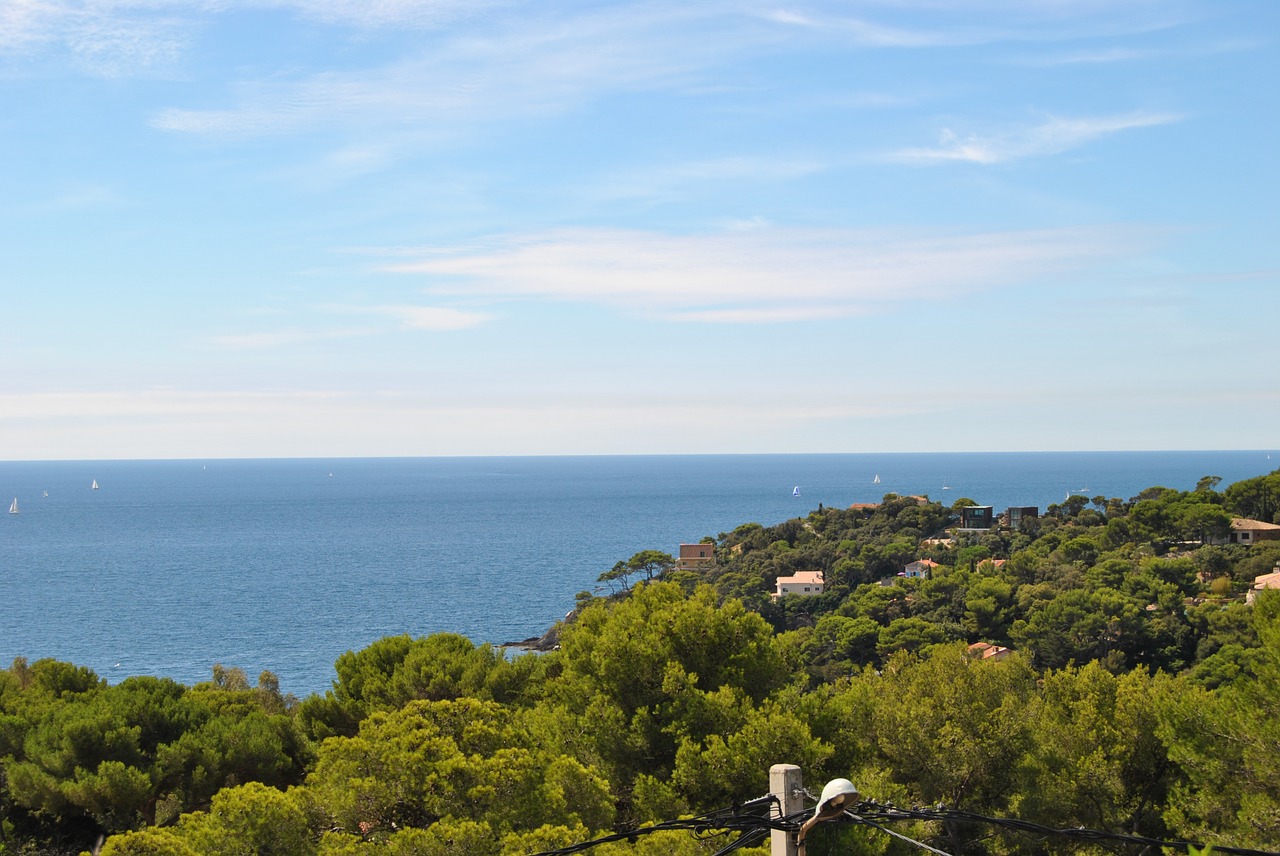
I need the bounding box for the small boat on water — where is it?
[873,474,880,484]
[9,498,18,514]
[91,479,99,490]
[792,485,801,497]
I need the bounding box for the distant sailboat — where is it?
[9,498,18,514]
[91,479,99,490]
[792,485,801,497]
[873,474,880,484]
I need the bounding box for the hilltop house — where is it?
[902,559,940,579]
[1247,570,1280,605]
[959,506,995,530]
[774,571,824,599]
[1210,518,1280,546]
[967,642,1012,661]
[1006,506,1039,528]
[676,543,717,571]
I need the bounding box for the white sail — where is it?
[792,485,801,497]
[9,498,17,514]
[873,474,880,484]
[91,479,99,490]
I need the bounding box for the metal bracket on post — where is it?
[769,764,804,856]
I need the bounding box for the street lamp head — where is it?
[814,778,859,820]
[797,778,861,855]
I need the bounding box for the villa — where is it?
[774,570,825,599]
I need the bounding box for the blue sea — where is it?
[1,452,1274,696]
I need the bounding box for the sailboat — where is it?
[9,498,18,514]
[91,479,99,490]
[792,485,801,497]
[873,474,880,484]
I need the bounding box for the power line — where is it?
[525,796,1280,856]
[839,801,1280,856]
[526,796,779,856]
[845,810,954,856]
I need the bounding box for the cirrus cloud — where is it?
[890,111,1183,165]
[382,224,1163,323]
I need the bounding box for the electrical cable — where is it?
[525,795,781,856]
[526,793,1280,856]
[839,801,1280,856]
[845,810,955,856]
[709,826,770,856]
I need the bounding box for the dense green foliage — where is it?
[3,471,1279,855]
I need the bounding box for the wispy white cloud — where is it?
[760,7,995,48]
[755,0,1195,49]
[0,388,344,420]
[150,4,761,137]
[0,0,192,77]
[5,0,1203,145]
[382,224,1160,323]
[672,305,866,324]
[0,0,492,80]
[207,302,489,350]
[28,183,128,213]
[0,1,54,53]
[368,304,492,331]
[1022,46,1155,65]
[1008,37,1264,67]
[0,386,938,458]
[208,326,374,350]
[257,0,507,29]
[594,155,827,202]
[889,112,1182,165]
[143,1,1203,140]
[3,0,1214,97]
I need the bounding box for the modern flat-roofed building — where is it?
[1007,506,1038,528]
[959,506,994,530]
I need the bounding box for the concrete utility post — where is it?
[770,764,804,856]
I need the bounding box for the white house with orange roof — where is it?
[774,570,825,599]
[902,559,940,579]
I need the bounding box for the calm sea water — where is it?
[0,452,1274,696]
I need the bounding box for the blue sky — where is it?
[1,0,1276,459]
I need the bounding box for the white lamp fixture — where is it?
[797,778,859,854]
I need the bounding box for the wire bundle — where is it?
[528,792,1280,856]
